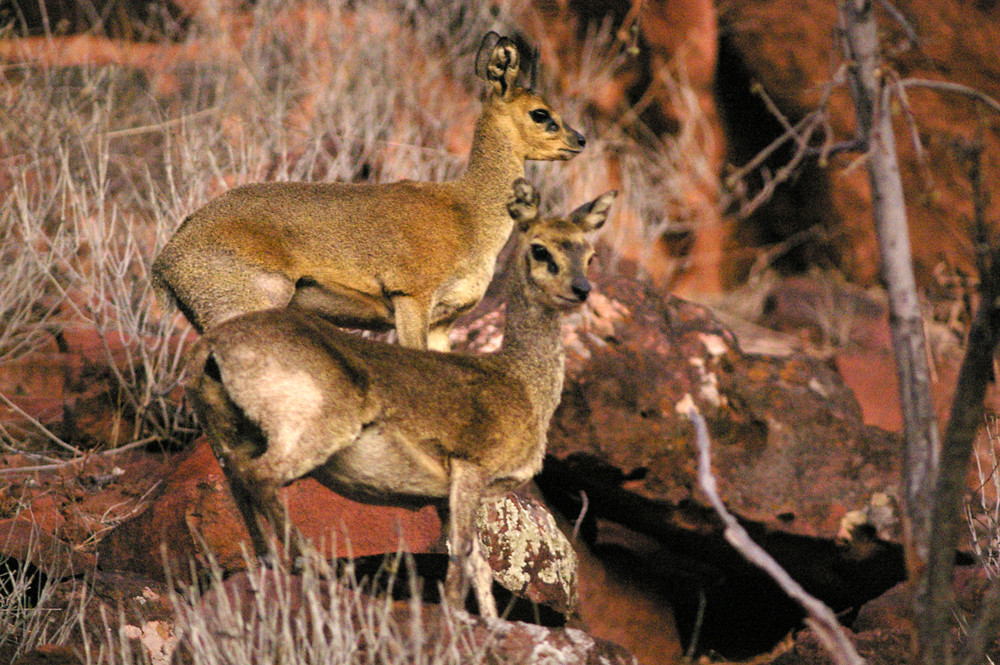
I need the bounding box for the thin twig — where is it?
[0,435,161,475]
[900,79,1000,117]
[682,398,866,665]
[753,83,802,148]
[0,392,86,458]
[886,72,934,190]
[101,107,220,140]
[876,0,921,49]
[724,63,854,219]
[571,490,589,541]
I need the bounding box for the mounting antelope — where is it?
[185,178,615,616]
[153,33,585,351]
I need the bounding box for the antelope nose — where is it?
[571,277,592,301]
[573,130,586,149]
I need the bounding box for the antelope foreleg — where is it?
[443,459,496,617]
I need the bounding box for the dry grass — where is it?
[966,414,1000,578]
[161,549,492,665]
[0,528,79,662]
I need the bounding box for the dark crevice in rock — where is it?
[537,453,907,659]
[713,29,840,284]
[338,553,568,627]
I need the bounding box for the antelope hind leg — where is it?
[220,460,273,561]
[289,278,393,331]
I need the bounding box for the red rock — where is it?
[834,352,902,432]
[15,495,66,537]
[11,645,84,665]
[0,518,94,576]
[717,0,1000,288]
[548,271,903,542]
[573,532,685,665]
[759,567,1000,665]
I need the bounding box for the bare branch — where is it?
[900,78,1000,117]
[723,63,857,219]
[0,392,86,458]
[682,399,866,665]
[724,113,815,190]
[752,83,803,149]
[839,4,945,663]
[876,0,921,50]
[885,73,934,190]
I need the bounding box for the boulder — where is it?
[97,437,443,578]
[456,268,909,657]
[548,271,903,543]
[477,489,578,615]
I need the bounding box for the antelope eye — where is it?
[530,244,552,263]
[529,109,552,123]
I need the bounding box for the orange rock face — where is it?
[717,0,1000,287]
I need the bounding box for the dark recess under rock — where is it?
[537,453,907,658]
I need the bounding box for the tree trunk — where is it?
[838,1,943,662]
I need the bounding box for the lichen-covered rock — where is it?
[477,490,578,614]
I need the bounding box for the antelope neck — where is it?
[497,271,566,420]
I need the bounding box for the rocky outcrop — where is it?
[499,268,904,657]
[537,269,903,543]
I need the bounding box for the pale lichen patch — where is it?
[476,495,578,611]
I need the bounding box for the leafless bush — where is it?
[966,414,1000,579]
[0,528,80,661]
[160,549,490,665]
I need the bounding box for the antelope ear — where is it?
[477,33,520,100]
[569,190,617,232]
[507,178,540,231]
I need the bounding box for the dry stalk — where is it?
[683,400,865,665]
